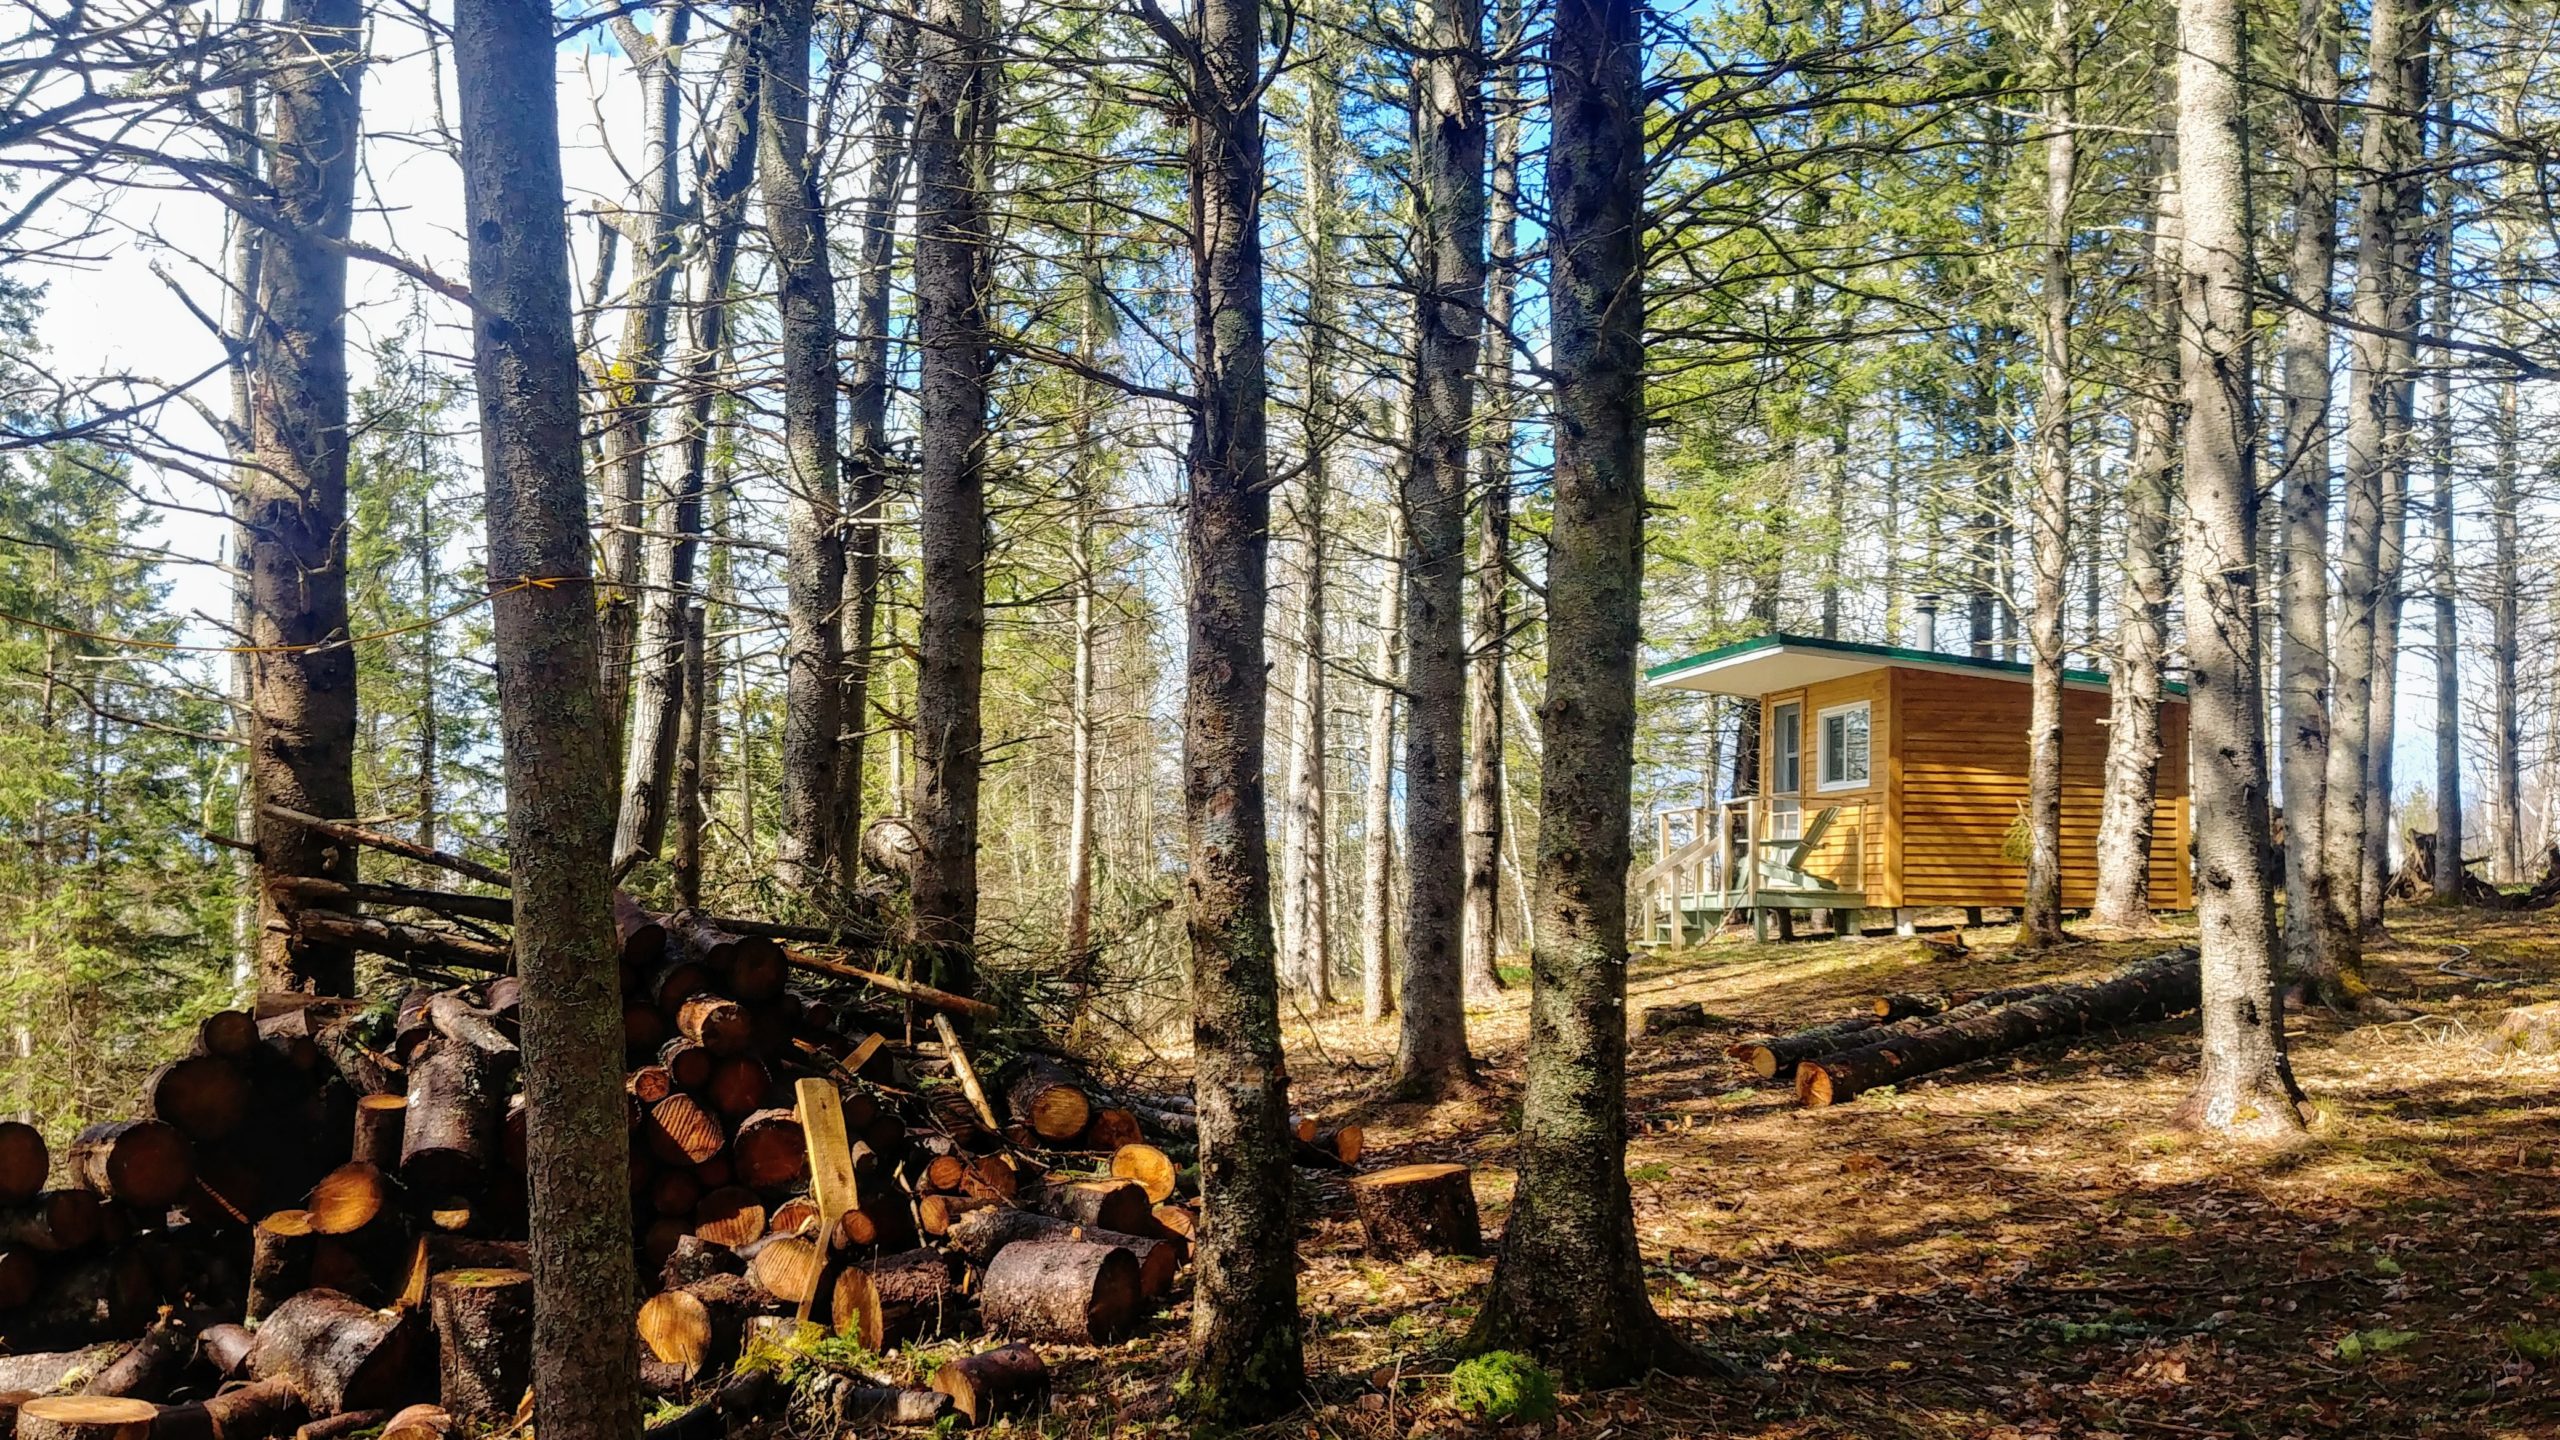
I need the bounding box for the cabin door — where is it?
[1768,701,1803,841]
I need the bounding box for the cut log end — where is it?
[16,1395,160,1440]
[928,1344,1047,1427]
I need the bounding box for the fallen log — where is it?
[814,1383,948,1429]
[79,1314,193,1400]
[976,1240,1142,1344]
[1031,1179,1150,1234]
[289,1412,389,1440]
[1797,948,2203,1107]
[266,878,511,927]
[928,1343,1046,1427]
[246,1290,418,1414]
[1348,1163,1483,1259]
[1737,984,2066,1081]
[0,1347,125,1398]
[1868,982,2059,1020]
[145,1378,303,1440]
[942,1209,1179,1297]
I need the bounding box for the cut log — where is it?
[816,1384,948,1429]
[1077,1109,1142,1152]
[424,996,515,1068]
[704,1057,770,1120]
[643,1096,726,1169]
[194,1013,260,1063]
[1639,1001,1710,1035]
[1149,1204,1195,1244]
[375,1406,451,1440]
[258,806,511,890]
[305,1165,387,1237]
[615,892,669,976]
[148,1378,303,1440]
[622,1003,670,1059]
[634,1288,739,1383]
[626,1066,676,1107]
[786,953,1001,1025]
[690,1188,765,1249]
[919,1153,969,1194]
[672,997,750,1059]
[830,1196,917,1253]
[639,1370,775,1440]
[310,1023,399,1101]
[80,1314,193,1400]
[1031,1179,1150,1234]
[65,1124,193,1211]
[398,1042,501,1193]
[429,1269,531,1422]
[246,1290,418,1414]
[644,960,714,1019]
[915,1193,994,1238]
[670,919,786,1004]
[288,911,507,974]
[14,1396,158,1440]
[975,1240,1141,1344]
[942,1208,1179,1297]
[0,1250,37,1311]
[1311,1126,1364,1166]
[0,1192,103,1254]
[726,1110,805,1193]
[196,1326,253,1382]
[649,1169,702,1220]
[1797,949,2203,1107]
[350,1097,406,1170]
[0,1125,47,1207]
[654,1040,711,1093]
[656,1235,741,1291]
[743,1236,821,1308]
[1869,982,2057,1020]
[0,1349,124,1398]
[822,1267,879,1347]
[1725,1016,1892,1080]
[927,1344,1046,1428]
[858,1248,962,1344]
[962,1155,1022,1203]
[1003,1058,1090,1144]
[1348,1163,1483,1258]
[1125,1102,1195,1141]
[2482,1001,2560,1056]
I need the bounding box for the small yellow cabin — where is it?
[1636,633,2192,942]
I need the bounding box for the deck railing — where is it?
[1632,797,1868,940]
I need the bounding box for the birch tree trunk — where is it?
[1469,0,1713,1375]
[246,0,362,997]
[2276,0,2341,969]
[1064,163,1106,970]
[593,5,688,748]
[839,17,921,877]
[1461,0,1521,1001]
[909,0,993,996]
[451,0,639,1431]
[753,0,846,895]
[1175,0,1304,1412]
[615,45,756,873]
[1391,0,1488,1097]
[2017,0,2076,950]
[2171,0,2308,1137]
[2093,67,2178,930]
[1362,499,1404,1024]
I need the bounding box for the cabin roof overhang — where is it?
[1644,633,2190,700]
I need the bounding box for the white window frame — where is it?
[1816,701,1871,792]
[1769,702,1802,795]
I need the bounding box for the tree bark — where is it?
[246,0,363,997]
[908,0,994,998]
[2094,63,2179,930]
[1360,498,1402,1023]
[1390,0,1489,1097]
[753,0,845,896]
[2017,0,2076,949]
[1174,0,1305,1414]
[2427,96,2461,898]
[837,18,920,884]
[615,44,757,873]
[452,0,643,1432]
[2170,0,2308,1137]
[1467,0,1706,1381]
[1462,0,1521,997]
[2487,224,2523,880]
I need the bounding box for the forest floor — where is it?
[966,902,2560,1439]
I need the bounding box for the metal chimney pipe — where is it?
[1915,594,1940,653]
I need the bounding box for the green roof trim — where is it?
[1643,631,2190,697]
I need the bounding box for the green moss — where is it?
[1450,1350,1559,1424]
[2506,1325,2560,1362]
[2335,1328,2418,1363]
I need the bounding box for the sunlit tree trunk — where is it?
[2017,0,2076,949]
[2172,0,2307,1137]
[1362,495,1404,1024]
[2427,101,2461,893]
[1461,0,1521,1002]
[451,0,638,1431]
[246,0,362,996]
[2488,226,2523,881]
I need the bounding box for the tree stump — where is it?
[1348,1164,1483,1258]
[14,1396,159,1440]
[350,1098,406,1171]
[929,1344,1046,1427]
[976,1239,1142,1344]
[246,1290,417,1414]
[65,1124,193,1211]
[429,1269,530,1422]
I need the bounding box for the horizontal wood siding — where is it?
[1759,673,1889,901]
[1891,667,2191,910]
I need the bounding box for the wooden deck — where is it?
[1631,797,1869,944]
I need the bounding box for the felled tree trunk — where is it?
[0,1192,103,1253]
[1799,949,2202,1107]
[1349,1163,1482,1258]
[245,1290,417,1413]
[1030,1179,1148,1234]
[81,1313,195,1399]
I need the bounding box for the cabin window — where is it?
[1817,702,1870,791]
[1769,703,1801,794]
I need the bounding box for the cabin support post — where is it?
[1894,908,1917,937]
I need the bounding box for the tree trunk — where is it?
[615,45,757,873]
[2094,64,2180,930]
[2170,0,2308,1137]
[2017,0,2076,949]
[1174,0,1305,1413]
[246,0,363,997]
[2427,102,2461,898]
[754,0,846,897]
[2275,0,2341,969]
[1462,0,1520,1001]
[452,1,642,1433]
[1360,500,1402,1024]
[2488,230,2523,881]
[1390,0,1489,1097]
[593,7,689,749]
[1467,0,1706,1382]
[909,0,993,998]
[838,17,920,882]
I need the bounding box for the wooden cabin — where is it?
[1635,633,2192,942]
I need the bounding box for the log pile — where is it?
[2389,831,2560,911]
[1720,950,2203,1105]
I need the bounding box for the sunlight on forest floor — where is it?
[1031,906,2560,1438]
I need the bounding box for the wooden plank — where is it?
[793,1078,860,1325]
[930,1015,1004,1133]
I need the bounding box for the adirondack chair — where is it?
[1754,804,1842,890]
